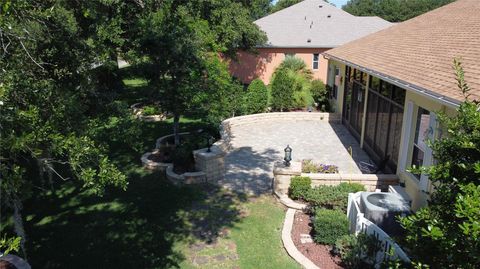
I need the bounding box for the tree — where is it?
[275,57,314,109]
[310,79,329,111]
[271,0,303,14]
[128,0,266,145]
[399,60,480,268]
[0,0,138,255]
[243,79,269,114]
[270,68,295,111]
[237,0,272,20]
[343,0,455,22]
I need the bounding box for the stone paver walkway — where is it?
[220,121,371,195]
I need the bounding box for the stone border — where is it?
[282,209,320,269]
[141,132,209,185]
[141,151,172,171]
[166,166,207,185]
[131,102,167,122]
[218,112,341,154]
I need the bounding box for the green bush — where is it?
[142,105,160,116]
[311,79,329,111]
[243,79,268,114]
[270,68,295,111]
[334,233,383,268]
[337,182,366,193]
[313,209,349,245]
[288,176,311,200]
[304,183,365,211]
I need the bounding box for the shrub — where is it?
[302,159,339,173]
[313,209,349,245]
[288,176,311,200]
[304,183,365,211]
[278,56,313,79]
[270,68,295,111]
[311,79,329,111]
[243,79,268,114]
[337,182,366,193]
[142,105,160,116]
[333,233,383,268]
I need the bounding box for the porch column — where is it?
[359,74,370,148]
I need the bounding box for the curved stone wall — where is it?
[218,112,341,153]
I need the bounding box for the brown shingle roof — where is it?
[324,0,480,104]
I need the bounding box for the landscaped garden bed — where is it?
[288,176,369,268]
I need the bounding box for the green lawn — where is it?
[230,196,301,269]
[3,77,299,268]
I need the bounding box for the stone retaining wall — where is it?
[141,132,224,185]
[218,112,341,153]
[273,161,399,197]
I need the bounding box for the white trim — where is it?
[399,101,414,173]
[419,112,437,192]
[312,53,320,70]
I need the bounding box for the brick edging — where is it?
[282,209,320,269]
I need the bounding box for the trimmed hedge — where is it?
[288,176,311,200]
[304,183,365,212]
[288,178,365,212]
[243,79,268,114]
[270,68,294,111]
[313,209,349,245]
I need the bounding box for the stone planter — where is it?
[141,150,172,171]
[166,166,207,185]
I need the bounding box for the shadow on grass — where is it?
[22,117,242,268]
[24,170,246,269]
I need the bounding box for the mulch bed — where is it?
[291,211,344,269]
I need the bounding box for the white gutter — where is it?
[323,53,461,109]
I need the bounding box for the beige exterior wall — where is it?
[228,48,330,85]
[326,59,458,211]
[397,91,456,210]
[327,60,347,114]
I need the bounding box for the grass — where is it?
[230,196,301,269]
[1,76,300,268]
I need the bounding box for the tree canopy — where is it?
[343,0,455,22]
[270,0,303,14]
[0,0,266,255]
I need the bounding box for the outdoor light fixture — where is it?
[284,145,292,167]
[207,136,215,152]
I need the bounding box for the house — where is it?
[323,0,480,210]
[228,0,392,85]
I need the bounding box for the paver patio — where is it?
[220,120,372,195]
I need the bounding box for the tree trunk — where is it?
[12,197,27,259]
[173,113,180,146]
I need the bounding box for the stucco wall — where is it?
[228,48,330,84]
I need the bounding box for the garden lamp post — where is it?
[284,145,292,167]
[207,136,215,152]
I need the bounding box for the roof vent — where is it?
[307,39,312,43]
[327,14,331,18]
[319,5,323,8]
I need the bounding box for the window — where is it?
[411,107,430,179]
[313,53,319,70]
[332,67,339,99]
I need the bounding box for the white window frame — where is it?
[400,102,437,192]
[312,53,319,70]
